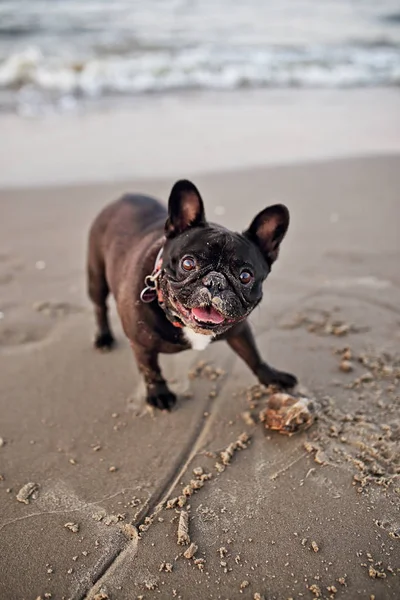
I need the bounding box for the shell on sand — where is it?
[260,393,316,436]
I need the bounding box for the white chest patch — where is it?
[183,327,213,351]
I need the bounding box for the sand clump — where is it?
[93,587,110,600]
[64,522,79,533]
[241,411,256,426]
[311,540,320,553]
[120,523,138,540]
[91,510,126,527]
[167,495,187,509]
[259,393,316,435]
[183,543,198,559]
[241,384,318,436]
[280,309,368,337]
[167,467,212,509]
[339,359,354,373]
[177,510,190,545]
[215,432,250,472]
[188,361,226,381]
[16,482,39,504]
[309,583,322,597]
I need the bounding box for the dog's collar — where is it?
[140,244,184,329]
[140,245,164,304]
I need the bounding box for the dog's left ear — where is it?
[244,204,290,265]
[165,180,206,238]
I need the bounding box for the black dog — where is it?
[87,180,297,410]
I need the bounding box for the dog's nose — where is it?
[202,271,228,294]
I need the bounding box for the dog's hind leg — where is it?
[87,250,115,351]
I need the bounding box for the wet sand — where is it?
[1,151,399,599]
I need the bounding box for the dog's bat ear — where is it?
[243,204,290,265]
[165,180,206,238]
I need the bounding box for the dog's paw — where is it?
[257,363,297,389]
[94,331,115,352]
[147,387,177,411]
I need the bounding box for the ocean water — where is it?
[1,0,400,114]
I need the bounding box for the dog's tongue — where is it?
[192,306,225,324]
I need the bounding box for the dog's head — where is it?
[159,180,290,336]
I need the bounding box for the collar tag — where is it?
[140,246,164,304]
[140,286,158,303]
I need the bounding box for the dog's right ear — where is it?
[165,180,206,238]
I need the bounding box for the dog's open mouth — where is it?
[190,306,225,326]
[171,298,229,330]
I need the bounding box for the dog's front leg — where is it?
[130,341,176,411]
[226,322,297,389]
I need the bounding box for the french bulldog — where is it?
[87,180,297,410]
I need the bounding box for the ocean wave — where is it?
[0,43,399,110]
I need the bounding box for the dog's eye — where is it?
[181,256,196,271]
[239,270,253,285]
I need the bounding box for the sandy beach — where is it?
[1,89,400,599]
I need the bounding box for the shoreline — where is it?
[1,87,400,189]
